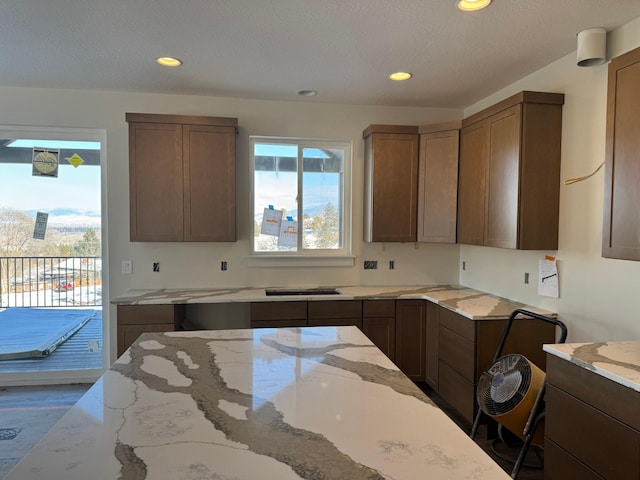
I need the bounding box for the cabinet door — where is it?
[362,300,395,360]
[362,318,395,360]
[518,102,563,250]
[365,133,419,242]
[417,129,459,243]
[118,324,175,357]
[117,304,184,356]
[183,124,236,241]
[395,300,426,381]
[485,105,521,249]
[457,121,488,246]
[129,122,183,241]
[603,46,640,260]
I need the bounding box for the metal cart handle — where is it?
[491,308,568,364]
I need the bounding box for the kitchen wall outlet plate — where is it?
[121,260,132,275]
[153,262,160,272]
[364,260,378,270]
[221,261,228,271]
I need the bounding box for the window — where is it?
[250,137,351,259]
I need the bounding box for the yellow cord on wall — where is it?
[564,162,604,185]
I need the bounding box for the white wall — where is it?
[460,17,640,342]
[0,88,462,363]
[5,15,640,364]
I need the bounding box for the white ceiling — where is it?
[2,1,640,108]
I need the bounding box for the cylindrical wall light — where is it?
[577,27,607,67]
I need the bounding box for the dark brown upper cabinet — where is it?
[127,113,237,242]
[603,46,640,260]
[417,121,460,244]
[363,125,420,242]
[458,91,564,250]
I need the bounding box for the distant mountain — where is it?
[23,208,101,228]
[256,203,331,220]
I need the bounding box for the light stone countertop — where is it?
[544,340,640,392]
[6,326,511,480]
[112,284,556,320]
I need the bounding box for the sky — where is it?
[253,142,343,219]
[0,146,102,228]
[0,163,101,212]
[254,171,340,219]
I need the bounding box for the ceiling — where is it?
[2,1,640,108]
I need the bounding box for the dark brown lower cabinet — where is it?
[362,300,396,360]
[249,301,307,328]
[308,300,362,329]
[424,301,440,389]
[434,305,555,425]
[117,304,185,356]
[395,300,426,382]
[545,354,640,480]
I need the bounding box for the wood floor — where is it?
[420,383,544,480]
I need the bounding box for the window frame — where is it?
[249,136,353,265]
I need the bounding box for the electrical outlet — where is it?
[524,272,530,284]
[364,260,378,270]
[389,260,395,270]
[121,260,132,275]
[221,261,228,271]
[153,262,160,272]
[462,261,466,271]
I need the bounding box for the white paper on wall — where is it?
[261,207,283,236]
[33,212,49,240]
[538,257,559,298]
[277,218,298,247]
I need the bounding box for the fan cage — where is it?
[478,354,533,416]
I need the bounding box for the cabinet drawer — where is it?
[546,384,640,480]
[547,355,640,430]
[308,300,362,319]
[250,302,307,321]
[438,361,476,424]
[363,299,395,318]
[439,325,475,381]
[308,318,363,329]
[438,307,474,340]
[544,439,603,480]
[117,304,184,326]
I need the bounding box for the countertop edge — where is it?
[544,343,640,393]
[111,285,557,321]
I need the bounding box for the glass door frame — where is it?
[0,125,109,386]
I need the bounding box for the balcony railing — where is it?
[0,256,102,307]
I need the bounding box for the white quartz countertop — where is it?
[112,284,556,320]
[7,326,511,480]
[544,340,640,392]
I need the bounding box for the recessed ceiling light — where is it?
[456,0,492,11]
[297,90,318,97]
[389,72,412,81]
[156,57,183,67]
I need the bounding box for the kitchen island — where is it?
[6,326,511,479]
[543,340,640,479]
